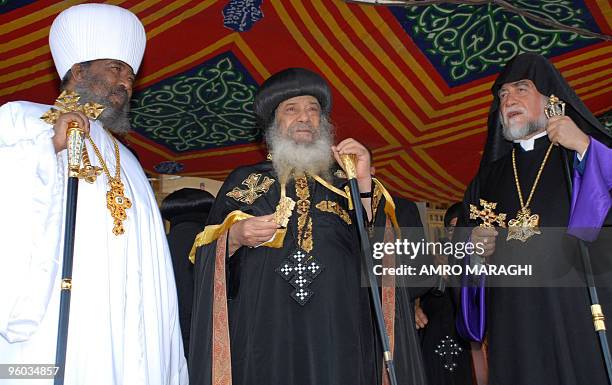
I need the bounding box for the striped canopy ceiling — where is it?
[2,0,611,203]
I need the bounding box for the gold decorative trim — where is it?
[273,183,295,227]
[373,178,401,237]
[226,173,275,204]
[316,200,352,225]
[339,154,357,179]
[369,181,384,236]
[307,173,361,210]
[263,227,287,249]
[344,186,354,211]
[295,176,313,253]
[61,279,72,291]
[372,181,383,219]
[311,174,347,198]
[309,174,354,210]
[592,304,607,331]
[189,210,286,263]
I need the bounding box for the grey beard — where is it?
[502,115,547,141]
[73,84,131,135]
[266,117,335,182]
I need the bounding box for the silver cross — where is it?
[280,264,293,276]
[296,289,308,300]
[293,251,306,262]
[308,262,320,275]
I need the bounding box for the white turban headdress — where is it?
[49,3,146,78]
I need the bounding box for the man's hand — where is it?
[415,298,428,329]
[471,226,498,259]
[332,138,373,220]
[332,138,371,192]
[546,115,589,155]
[227,214,279,256]
[52,111,91,153]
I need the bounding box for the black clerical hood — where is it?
[482,52,611,165]
[253,68,332,127]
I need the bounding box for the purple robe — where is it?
[568,137,612,241]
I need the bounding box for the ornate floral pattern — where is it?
[131,52,261,152]
[392,1,599,84]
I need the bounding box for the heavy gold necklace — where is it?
[87,132,131,236]
[507,143,553,242]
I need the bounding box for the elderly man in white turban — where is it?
[0,4,188,385]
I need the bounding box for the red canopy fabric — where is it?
[1,0,610,202]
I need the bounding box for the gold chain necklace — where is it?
[507,143,553,242]
[87,132,132,236]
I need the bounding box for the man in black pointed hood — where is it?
[456,53,612,385]
[482,52,610,164]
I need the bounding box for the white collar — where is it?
[513,131,548,151]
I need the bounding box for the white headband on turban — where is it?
[49,3,146,78]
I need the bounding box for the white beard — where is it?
[266,117,334,182]
[501,114,547,141]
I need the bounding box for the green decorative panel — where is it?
[131,51,261,152]
[391,1,600,85]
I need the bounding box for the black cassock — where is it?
[393,197,473,385]
[166,213,208,358]
[189,161,427,385]
[464,135,612,385]
[419,289,473,385]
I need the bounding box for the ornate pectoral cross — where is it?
[469,199,507,228]
[41,90,105,182]
[544,94,565,119]
[41,90,105,125]
[507,207,541,243]
[106,178,132,236]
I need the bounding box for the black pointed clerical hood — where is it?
[482,52,611,165]
[253,68,332,127]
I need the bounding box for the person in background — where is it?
[161,187,215,359]
[415,203,474,385]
